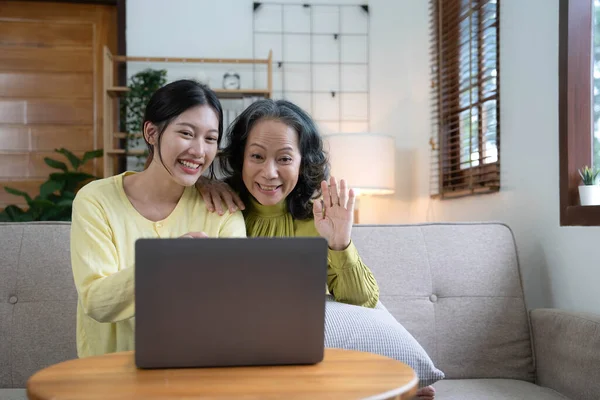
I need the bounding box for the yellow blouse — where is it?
[70,172,247,358]
[244,197,379,308]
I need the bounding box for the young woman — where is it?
[70,80,246,358]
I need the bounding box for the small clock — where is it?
[223,70,240,90]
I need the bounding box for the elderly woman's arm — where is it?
[311,177,380,308]
[327,242,380,308]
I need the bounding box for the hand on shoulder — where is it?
[195,176,245,216]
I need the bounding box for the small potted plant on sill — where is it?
[578,165,600,206]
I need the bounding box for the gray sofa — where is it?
[1,221,599,400]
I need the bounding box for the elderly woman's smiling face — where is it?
[242,118,302,206]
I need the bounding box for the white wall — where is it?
[402,0,600,315]
[127,0,600,314]
[358,0,431,224]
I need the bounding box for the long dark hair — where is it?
[219,99,329,220]
[142,79,223,177]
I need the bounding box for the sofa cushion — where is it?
[0,222,77,388]
[324,296,444,387]
[0,388,27,400]
[351,223,535,381]
[433,379,569,400]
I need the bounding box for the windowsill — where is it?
[562,205,600,226]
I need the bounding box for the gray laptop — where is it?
[134,237,328,369]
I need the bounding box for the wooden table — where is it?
[27,349,418,400]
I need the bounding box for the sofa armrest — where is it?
[530,308,600,400]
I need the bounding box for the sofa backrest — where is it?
[0,221,534,388]
[351,222,535,382]
[1,222,77,388]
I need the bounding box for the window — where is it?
[594,1,600,173]
[559,0,600,225]
[429,0,500,198]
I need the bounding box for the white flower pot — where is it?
[579,185,600,206]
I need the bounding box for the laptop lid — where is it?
[134,237,328,369]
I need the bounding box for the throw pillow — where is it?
[324,296,445,387]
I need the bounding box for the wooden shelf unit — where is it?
[102,46,273,177]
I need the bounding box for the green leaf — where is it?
[4,205,35,222]
[19,213,35,222]
[82,149,103,164]
[55,148,81,170]
[67,172,96,181]
[30,199,56,210]
[44,157,68,172]
[56,199,73,207]
[62,191,76,200]
[39,205,70,221]
[49,173,68,181]
[58,212,72,221]
[40,180,64,199]
[0,212,11,222]
[46,193,61,203]
[4,205,25,221]
[63,172,96,192]
[4,186,33,204]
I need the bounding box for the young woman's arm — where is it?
[70,194,135,323]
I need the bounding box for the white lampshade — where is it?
[323,133,395,196]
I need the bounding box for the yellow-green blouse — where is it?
[244,197,379,308]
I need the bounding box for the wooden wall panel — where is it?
[0,47,93,72]
[0,153,29,178]
[0,2,115,21]
[0,125,29,151]
[0,1,118,208]
[0,179,44,205]
[30,126,94,151]
[0,125,94,151]
[0,152,95,179]
[26,99,94,125]
[0,72,93,99]
[0,100,25,124]
[0,20,93,47]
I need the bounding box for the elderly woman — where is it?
[197,99,438,399]
[206,99,379,308]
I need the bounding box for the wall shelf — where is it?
[102,46,273,177]
[107,87,130,97]
[212,89,272,99]
[105,149,146,156]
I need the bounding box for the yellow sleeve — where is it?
[218,209,247,238]
[327,241,380,308]
[70,193,135,323]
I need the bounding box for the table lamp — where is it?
[322,133,396,224]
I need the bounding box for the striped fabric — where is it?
[324,296,445,387]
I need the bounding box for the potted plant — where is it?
[120,68,167,170]
[578,165,600,206]
[0,148,102,221]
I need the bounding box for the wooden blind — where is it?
[429,0,500,198]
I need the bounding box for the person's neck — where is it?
[125,163,185,205]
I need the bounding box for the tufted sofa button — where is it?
[429,294,438,303]
[8,295,18,304]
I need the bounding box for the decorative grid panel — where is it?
[253,2,370,134]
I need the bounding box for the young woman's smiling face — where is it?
[146,105,219,187]
[242,118,301,205]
